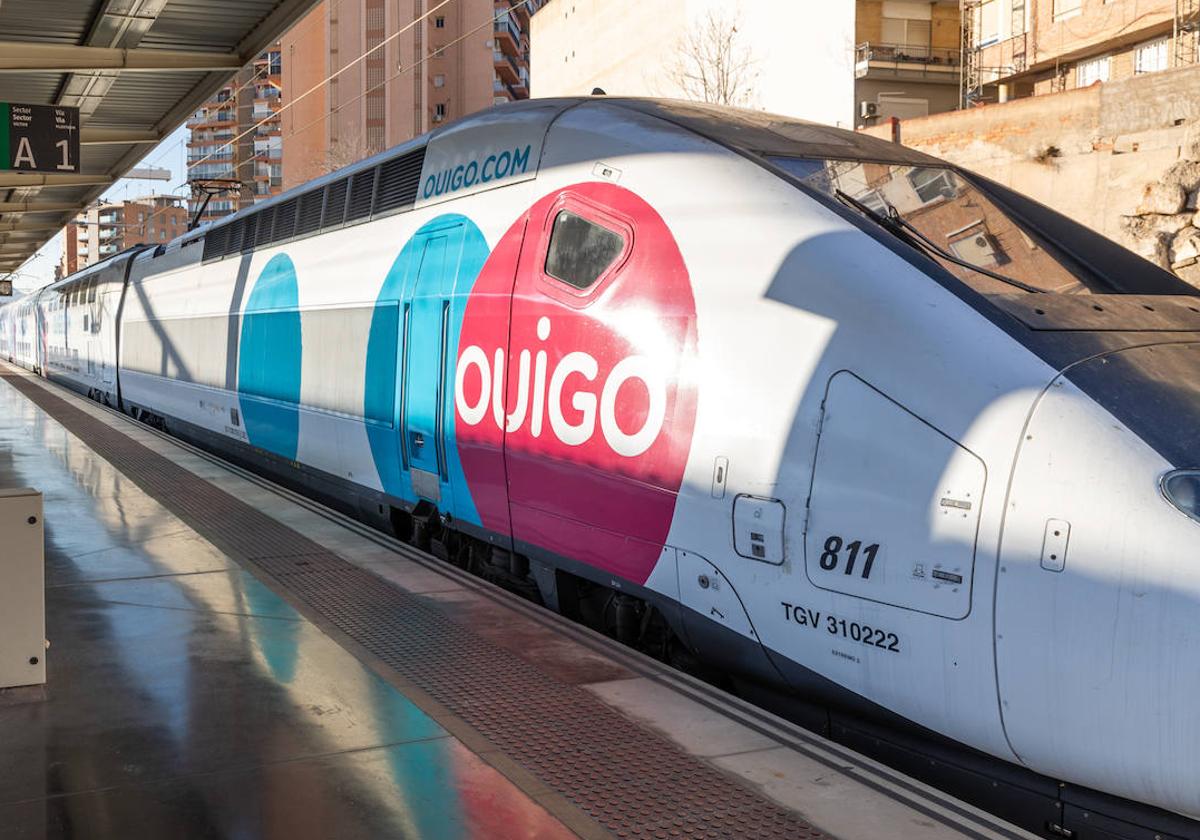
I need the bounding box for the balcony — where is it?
[493,49,521,85]
[493,16,522,57]
[492,76,522,101]
[854,42,960,84]
[511,66,529,97]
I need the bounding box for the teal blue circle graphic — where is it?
[238,253,301,460]
[365,214,489,525]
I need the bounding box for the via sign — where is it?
[0,103,80,174]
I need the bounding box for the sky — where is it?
[10,124,191,293]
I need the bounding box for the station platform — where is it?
[0,363,1038,840]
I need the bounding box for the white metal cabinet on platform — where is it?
[0,487,45,688]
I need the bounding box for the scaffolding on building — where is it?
[960,0,1026,108]
[960,0,982,107]
[1177,0,1200,68]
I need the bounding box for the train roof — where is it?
[607,98,941,166]
[10,97,948,299]
[182,97,938,244]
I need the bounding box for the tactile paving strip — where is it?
[3,372,828,840]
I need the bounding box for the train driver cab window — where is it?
[545,210,625,290]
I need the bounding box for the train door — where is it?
[500,184,698,586]
[756,370,1003,743]
[98,276,116,387]
[401,227,454,504]
[84,278,98,379]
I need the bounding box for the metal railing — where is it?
[493,49,523,78]
[493,15,522,47]
[856,42,959,67]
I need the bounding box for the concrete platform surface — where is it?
[0,365,1039,840]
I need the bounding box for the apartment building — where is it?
[186,45,284,226]
[964,0,1198,103]
[60,196,189,277]
[279,1,539,191]
[855,1,962,126]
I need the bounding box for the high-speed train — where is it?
[3,98,1199,838]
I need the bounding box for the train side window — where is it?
[544,210,625,290]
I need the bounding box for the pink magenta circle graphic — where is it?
[455,182,698,585]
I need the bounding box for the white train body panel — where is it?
[996,362,1200,813]
[5,98,1198,825]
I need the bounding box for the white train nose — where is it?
[994,342,1200,819]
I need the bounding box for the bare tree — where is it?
[665,9,758,107]
[325,133,376,175]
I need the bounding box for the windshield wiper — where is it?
[834,189,1043,294]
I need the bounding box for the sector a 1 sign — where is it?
[0,103,80,174]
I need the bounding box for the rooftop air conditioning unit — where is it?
[860,101,879,119]
[951,232,999,266]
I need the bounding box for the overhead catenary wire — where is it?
[284,0,534,146]
[128,0,461,237]
[135,0,532,239]
[184,0,455,177]
[186,0,364,181]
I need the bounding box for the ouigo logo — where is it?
[455,182,698,585]
[455,314,669,457]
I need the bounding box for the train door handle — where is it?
[412,432,425,448]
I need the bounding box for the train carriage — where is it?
[34,255,128,405]
[5,98,1200,839]
[0,290,45,373]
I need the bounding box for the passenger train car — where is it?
[4,98,1199,839]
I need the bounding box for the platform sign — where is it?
[0,103,80,174]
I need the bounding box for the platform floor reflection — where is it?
[0,381,575,840]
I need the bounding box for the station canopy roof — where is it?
[0,0,320,277]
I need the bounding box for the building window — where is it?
[433,74,445,88]
[435,15,445,28]
[434,102,446,120]
[907,167,957,204]
[881,1,933,53]
[1053,0,1081,21]
[1076,55,1110,87]
[975,0,1000,47]
[1135,38,1170,74]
